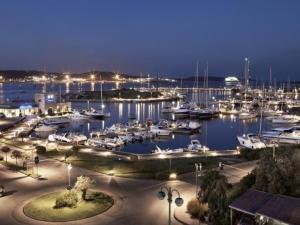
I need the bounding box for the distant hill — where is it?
[181,75,225,82]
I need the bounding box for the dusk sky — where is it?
[1,0,300,80]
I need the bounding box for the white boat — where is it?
[238,111,257,120]
[175,120,201,132]
[173,105,190,116]
[34,124,58,137]
[225,76,239,82]
[48,132,87,144]
[67,110,89,120]
[187,140,209,152]
[86,137,124,149]
[262,126,300,144]
[150,125,172,136]
[83,108,110,119]
[151,145,184,154]
[237,133,267,149]
[43,117,70,125]
[271,115,300,124]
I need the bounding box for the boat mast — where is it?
[205,62,209,108]
[100,74,103,110]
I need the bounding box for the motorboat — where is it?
[82,108,110,120]
[151,145,184,154]
[187,140,209,152]
[86,137,124,149]
[173,105,190,117]
[34,124,57,138]
[237,133,267,149]
[48,132,87,144]
[43,117,70,126]
[175,120,201,133]
[190,108,214,119]
[150,125,172,136]
[271,115,300,124]
[262,126,300,144]
[238,110,257,120]
[67,110,89,120]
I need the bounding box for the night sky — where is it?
[1,0,300,80]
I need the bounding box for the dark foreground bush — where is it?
[55,190,79,208]
[36,146,47,154]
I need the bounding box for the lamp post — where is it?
[157,186,184,225]
[195,163,202,197]
[67,163,72,189]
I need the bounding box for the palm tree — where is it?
[1,146,11,163]
[11,150,22,165]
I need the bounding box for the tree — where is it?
[1,146,11,163]
[74,176,95,200]
[64,150,73,162]
[18,132,27,142]
[11,150,22,165]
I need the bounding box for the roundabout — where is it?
[23,190,114,222]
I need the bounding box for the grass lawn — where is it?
[23,191,113,222]
[44,150,237,179]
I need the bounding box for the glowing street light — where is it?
[90,74,95,80]
[157,186,184,225]
[67,163,72,188]
[65,74,70,81]
[195,163,202,197]
[115,74,120,80]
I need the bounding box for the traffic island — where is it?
[23,190,114,222]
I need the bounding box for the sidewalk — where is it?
[174,207,207,225]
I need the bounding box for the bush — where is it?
[239,149,261,160]
[155,170,170,180]
[36,146,47,154]
[0,155,3,161]
[55,189,79,208]
[187,198,208,220]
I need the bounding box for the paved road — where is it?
[0,151,256,225]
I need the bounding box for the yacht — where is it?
[67,110,89,120]
[237,133,267,149]
[82,108,110,120]
[175,120,201,133]
[48,132,87,144]
[187,140,209,152]
[151,145,184,154]
[190,108,214,119]
[43,117,70,126]
[238,110,257,120]
[86,137,124,149]
[262,126,300,144]
[271,115,300,124]
[173,105,190,117]
[150,125,172,136]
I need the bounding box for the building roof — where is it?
[229,189,300,225]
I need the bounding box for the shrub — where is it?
[0,155,3,161]
[36,146,47,154]
[187,198,208,220]
[239,149,260,160]
[55,189,79,208]
[155,170,170,180]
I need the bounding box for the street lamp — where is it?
[67,163,72,189]
[157,186,184,225]
[195,163,202,197]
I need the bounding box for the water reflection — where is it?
[65,82,70,93]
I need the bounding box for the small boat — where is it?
[237,133,266,149]
[262,126,300,144]
[173,105,190,116]
[271,115,300,124]
[43,117,70,125]
[187,140,209,152]
[48,132,87,144]
[151,145,184,154]
[86,137,124,149]
[175,120,201,133]
[238,110,257,120]
[150,125,172,136]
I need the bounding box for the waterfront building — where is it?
[0,103,39,117]
[34,93,71,115]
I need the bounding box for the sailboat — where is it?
[83,78,110,119]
